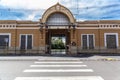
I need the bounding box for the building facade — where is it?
[0,3,120,55]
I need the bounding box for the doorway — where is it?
[46,29,70,55]
[51,35,66,55]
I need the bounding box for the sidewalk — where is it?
[0,55,120,61]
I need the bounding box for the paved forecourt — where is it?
[14,57,104,80]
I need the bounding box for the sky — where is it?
[0,0,120,21]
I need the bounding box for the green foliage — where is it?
[51,37,65,49]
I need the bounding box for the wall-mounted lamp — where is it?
[72,24,76,31]
[45,24,48,32]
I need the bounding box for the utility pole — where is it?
[76,0,79,14]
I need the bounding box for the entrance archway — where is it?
[46,29,70,55]
[45,12,71,55]
[41,3,76,55]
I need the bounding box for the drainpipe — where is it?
[15,24,17,55]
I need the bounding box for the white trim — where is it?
[17,24,39,26]
[30,65,87,67]
[0,26,120,29]
[16,27,39,29]
[34,61,83,63]
[14,76,104,80]
[0,33,11,47]
[20,34,33,50]
[77,27,99,29]
[23,69,93,73]
[78,24,99,26]
[104,33,119,48]
[81,34,95,49]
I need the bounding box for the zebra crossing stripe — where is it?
[34,61,83,64]
[23,69,93,72]
[14,76,104,80]
[30,64,87,67]
[38,59,80,61]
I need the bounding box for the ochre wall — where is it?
[77,29,99,47]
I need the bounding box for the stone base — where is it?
[69,46,77,55]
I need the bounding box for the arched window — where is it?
[46,13,70,26]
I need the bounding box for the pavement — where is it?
[0,55,120,61]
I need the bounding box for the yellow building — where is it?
[0,3,120,55]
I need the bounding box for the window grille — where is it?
[46,13,70,26]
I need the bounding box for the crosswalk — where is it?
[14,58,104,80]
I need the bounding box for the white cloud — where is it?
[27,13,36,20]
[0,0,58,9]
[0,0,120,20]
[25,11,41,20]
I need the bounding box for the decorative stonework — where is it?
[56,5,60,10]
[41,3,75,23]
[0,24,16,28]
[99,24,120,28]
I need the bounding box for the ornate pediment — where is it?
[41,3,75,24]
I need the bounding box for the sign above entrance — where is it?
[47,26,69,29]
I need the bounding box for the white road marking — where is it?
[23,69,93,72]
[30,64,87,67]
[34,61,83,64]
[38,59,80,61]
[14,76,104,80]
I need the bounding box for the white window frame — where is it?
[81,34,95,49]
[104,33,119,48]
[0,33,11,47]
[20,34,33,49]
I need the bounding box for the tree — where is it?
[51,37,65,49]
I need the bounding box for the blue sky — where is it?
[0,0,120,21]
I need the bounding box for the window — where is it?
[82,34,95,49]
[46,13,70,26]
[20,34,33,50]
[0,33,11,49]
[105,33,118,49]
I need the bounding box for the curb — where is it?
[0,59,37,61]
[79,58,120,61]
[0,58,119,61]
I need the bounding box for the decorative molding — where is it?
[99,24,120,28]
[78,24,99,26]
[77,27,99,29]
[41,3,75,23]
[17,24,39,27]
[0,24,16,28]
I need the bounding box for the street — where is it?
[0,56,120,80]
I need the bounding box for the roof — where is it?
[0,20,120,24]
[78,20,120,24]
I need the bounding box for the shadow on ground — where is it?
[0,53,120,58]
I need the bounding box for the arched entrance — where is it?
[45,13,71,55]
[40,3,76,55]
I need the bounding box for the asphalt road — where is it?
[0,57,120,80]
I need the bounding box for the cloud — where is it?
[0,0,120,20]
[0,0,58,9]
[65,0,120,20]
[25,10,43,20]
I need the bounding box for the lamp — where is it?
[45,24,48,32]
